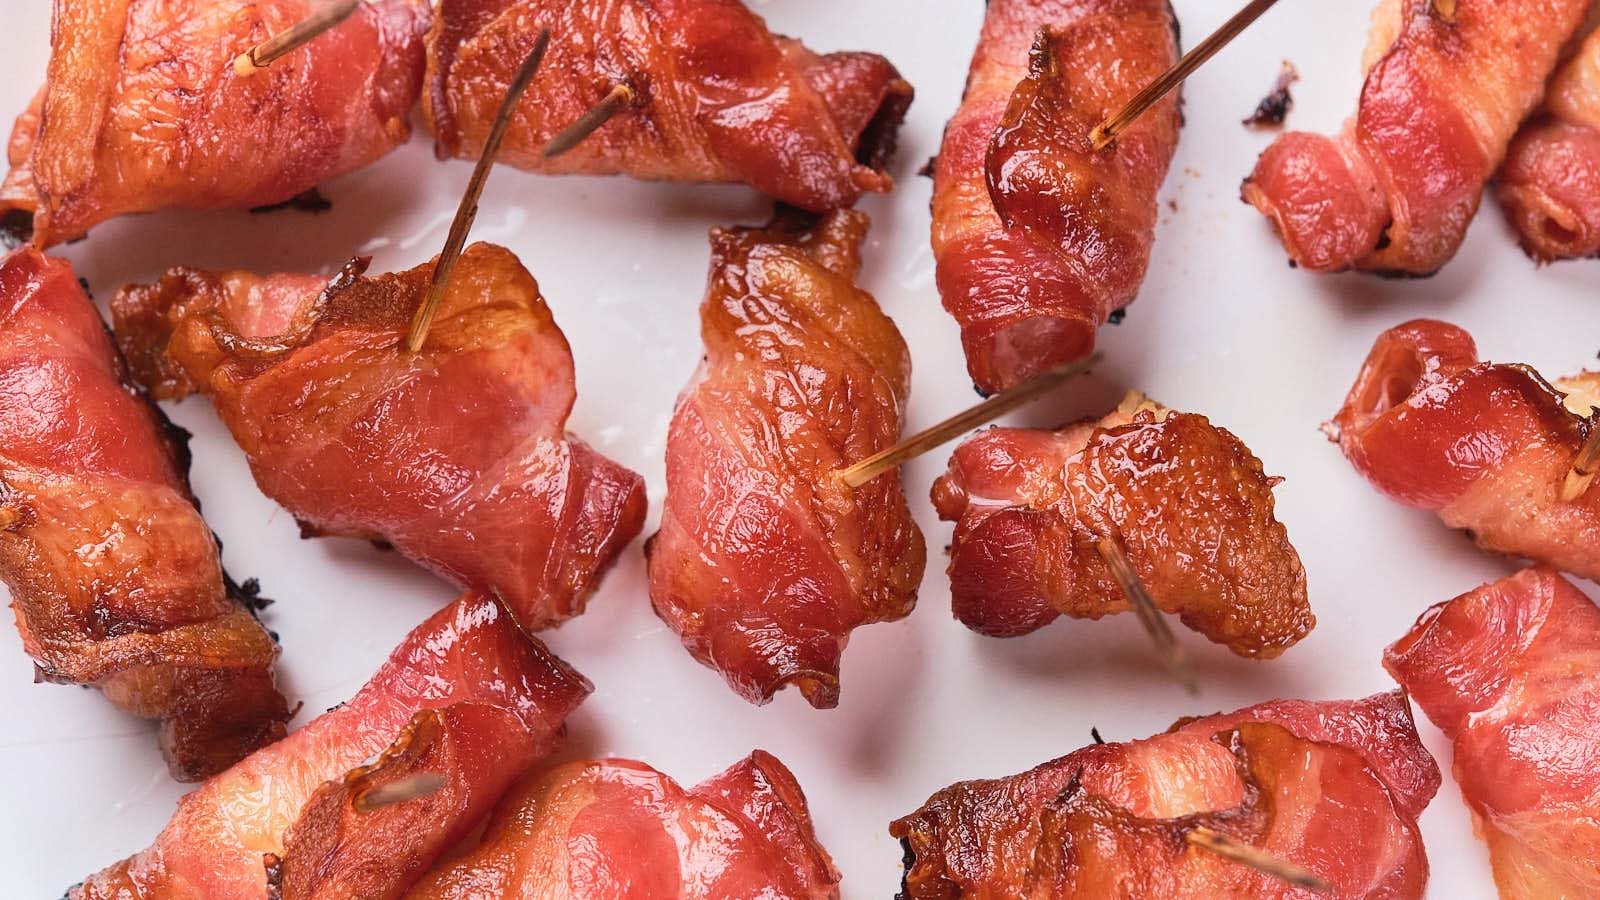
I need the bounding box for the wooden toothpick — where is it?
[351,772,447,813]
[1432,0,1458,21]
[1186,826,1334,893]
[1562,427,1600,502]
[544,83,636,158]
[1095,534,1199,696]
[232,0,361,77]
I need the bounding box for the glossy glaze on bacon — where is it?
[424,0,913,212]
[647,210,924,708]
[1330,319,1600,580]
[1497,27,1600,261]
[931,0,1180,393]
[1385,567,1600,898]
[1242,0,1591,275]
[0,0,429,248]
[931,394,1312,658]
[111,243,648,632]
[0,248,288,781]
[408,751,841,899]
[891,691,1439,898]
[73,591,591,900]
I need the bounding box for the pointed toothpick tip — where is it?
[1186,826,1334,893]
[1095,534,1199,696]
[352,772,447,813]
[230,0,361,77]
[543,83,636,159]
[1561,426,1600,502]
[1432,0,1458,21]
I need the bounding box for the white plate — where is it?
[4,2,1595,896]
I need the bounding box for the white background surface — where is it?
[4,1,1597,896]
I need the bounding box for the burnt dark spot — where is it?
[0,209,33,249]
[264,852,284,900]
[249,188,332,215]
[918,155,938,178]
[1375,221,1394,251]
[1242,61,1298,129]
[1107,308,1127,325]
[76,277,94,301]
[1091,726,1106,744]
[897,836,917,900]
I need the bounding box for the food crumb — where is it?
[1243,60,1299,129]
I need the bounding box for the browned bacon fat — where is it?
[1330,319,1600,581]
[111,244,647,633]
[1386,567,1600,898]
[931,393,1312,658]
[0,248,288,781]
[1243,0,1591,274]
[0,0,428,248]
[425,0,913,212]
[891,692,1440,898]
[647,211,925,708]
[931,0,1181,394]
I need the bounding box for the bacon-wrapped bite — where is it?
[111,243,647,632]
[73,591,592,900]
[1385,567,1600,898]
[891,691,1440,898]
[931,393,1312,658]
[0,248,288,781]
[1497,28,1600,261]
[647,210,924,708]
[0,0,429,249]
[1243,0,1591,275]
[424,0,913,212]
[1330,319,1600,581]
[408,751,841,899]
[931,0,1181,394]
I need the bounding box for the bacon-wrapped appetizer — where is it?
[1243,0,1591,275]
[891,691,1440,898]
[1385,567,1600,898]
[0,0,429,249]
[74,591,592,900]
[1330,320,1600,581]
[647,210,924,708]
[0,248,288,781]
[407,751,840,899]
[1497,27,1600,261]
[931,0,1181,393]
[424,0,913,213]
[931,393,1312,658]
[111,243,647,632]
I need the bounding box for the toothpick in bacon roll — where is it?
[931,392,1313,658]
[891,691,1440,898]
[111,243,647,633]
[1243,0,1591,275]
[931,0,1181,394]
[647,210,925,708]
[424,0,914,212]
[0,247,289,781]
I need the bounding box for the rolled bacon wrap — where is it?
[1330,319,1600,581]
[647,210,925,708]
[0,247,288,781]
[425,0,914,212]
[1243,0,1591,275]
[1385,567,1600,899]
[891,691,1439,898]
[0,0,429,248]
[932,0,1181,394]
[111,243,647,632]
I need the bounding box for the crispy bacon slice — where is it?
[72,591,592,900]
[930,394,1312,658]
[891,691,1440,898]
[1330,319,1600,581]
[1385,567,1600,899]
[424,0,914,213]
[110,243,647,632]
[1242,0,1591,275]
[931,0,1180,393]
[0,248,288,781]
[647,210,924,708]
[0,0,429,249]
[407,751,841,899]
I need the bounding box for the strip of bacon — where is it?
[931,393,1312,658]
[931,0,1180,394]
[111,243,648,632]
[1329,319,1600,581]
[0,0,429,249]
[424,0,913,213]
[1497,27,1600,261]
[0,248,288,781]
[647,210,924,708]
[72,591,592,900]
[1385,566,1600,898]
[891,691,1439,898]
[407,751,840,899]
[1242,0,1591,275]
